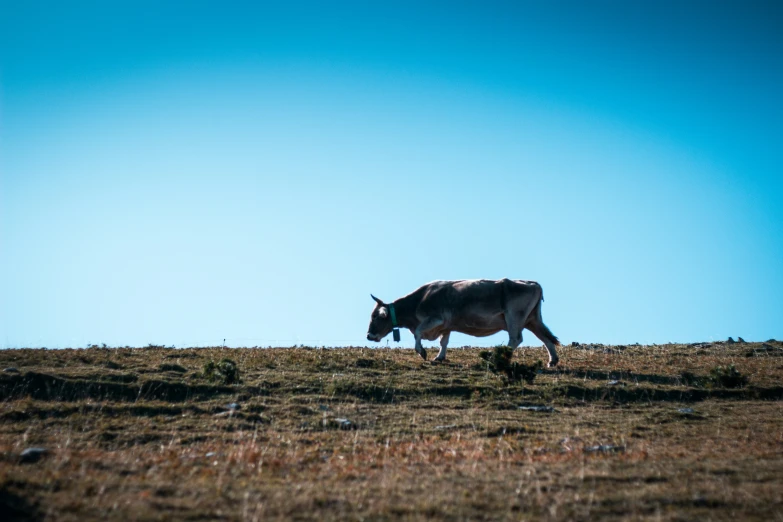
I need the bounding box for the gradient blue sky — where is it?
[1,1,781,348]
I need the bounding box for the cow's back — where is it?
[417,278,539,320]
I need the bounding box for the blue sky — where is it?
[1,1,781,348]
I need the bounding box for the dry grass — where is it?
[1,341,782,520]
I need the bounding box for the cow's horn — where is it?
[371,294,384,305]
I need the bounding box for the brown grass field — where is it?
[1,341,782,521]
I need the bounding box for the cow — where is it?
[366,279,560,367]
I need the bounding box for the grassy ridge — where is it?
[1,341,782,520]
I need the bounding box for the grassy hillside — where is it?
[1,341,782,520]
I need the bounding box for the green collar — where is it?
[389,303,400,342]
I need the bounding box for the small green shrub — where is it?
[709,365,748,388]
[201,358,241,384]
[479,345,542,384]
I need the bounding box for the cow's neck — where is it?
[391,294,420,331]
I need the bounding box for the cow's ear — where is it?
[378,307,388,319]
[371,294,384,306]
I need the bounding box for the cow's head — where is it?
[366,294,393,342]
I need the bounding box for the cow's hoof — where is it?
[419,348,427,360]
[431,358,445,365]
[547,359,559,368]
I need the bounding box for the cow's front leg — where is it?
[433,332,450,363]
[414,318,444,361]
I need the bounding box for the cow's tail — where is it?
[536,318,561,347]
[532,288,560,346]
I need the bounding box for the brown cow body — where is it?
[367,279,560,366]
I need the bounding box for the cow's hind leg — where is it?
[505,311,523,348]
[433,332,450,363]
[506,323,523,349]
[505,299,538,350]
[526,301,560,367]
